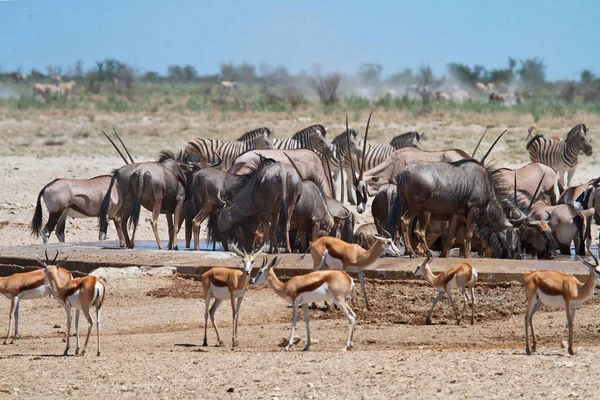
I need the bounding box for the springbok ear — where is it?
[254,246,264,257]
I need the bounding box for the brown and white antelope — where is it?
[201,245,263,347]
[38,251,106,356]
[413,252,478,325]
[251,256,356,351]
[305,227,402,309]
[524,245,600,356]
[1,250,71,344]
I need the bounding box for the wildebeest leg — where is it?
[415,211,431,256]
[43,211,63,244]
[172,200,184,250]
[463,212,475,258]
[442,214,461,257]
[268,212,279,254]
[150,198,164,250]
[285,202,296,253]
[166,214,174,250]
[55,211,69,242]
[112,218,125,246]
[400,210,418,257]
[193,210,210,251]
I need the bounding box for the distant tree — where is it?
[447,63,486,86]
[416,65,439,87]
[46,64,63,78]
[517,57,546,88]
[581,70,595,85]
[259,62,291,86]
[29,68,45,80]
[143,71,161,82]
[358,63,383,84]
[220,62,256,83]
[182,65,198,81]
[167,65,184,81]
[387,68,413,85]
[310,73,340,105]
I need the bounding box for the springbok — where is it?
[251,256,356,351]
[413,252,478,325]
[524,245,599,355]
[304,225,402,309]
[201,245,263,347]
[1,250,71,344]
[38,251,106,356]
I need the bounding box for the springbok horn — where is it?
[577,244,599,268]
[471,128,488,158]
[479,129,508,166]
[254,246,264,257]
[44,249,50,264]
[346,114,357,187]
[102,130,129,165]
[52,250,59,264]
[375,219,391,238]
[230,243,244,257]
[284,153,303,179]
[358,110,373,182]
[528,173,545,211]
[114,129,135,164]
[35,256,46,268]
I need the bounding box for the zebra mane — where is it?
[292,124,326,140]
[236,127,271,142]
[566,123,587,139]
[331,129,357,146]
[389,131,421,149]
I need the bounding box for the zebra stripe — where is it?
[185,128,272,169]
[273,124,327,152]
[357,142,396,171]
[236,127,272,142]
[526,124,592,187]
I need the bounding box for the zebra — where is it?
[272,124,330,155]
[526,124,592,188]
[389,131,422,149]
[184,127,274,170]
[326,129,363,203]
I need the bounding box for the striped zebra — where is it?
[526,124,592,188]
[184,127,273,170]
[389,131,422,149]
[326,129,362,203]
[272,124,330,155]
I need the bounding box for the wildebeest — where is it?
[325,196,355,243]
[289,181,335,252]
[229,149,334,198]
[31,176,122,244]
[394,159,522,259]
[210,157,303,253]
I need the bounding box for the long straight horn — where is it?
[528,173,546,211]
[284,153,303,179]
[479,129,507,166]
[114,129,135,164]
[324,156,335,197]
[513,171,518,204]
[358,110,373,182]
[346,114,357,186]
[471,128,488,158]
[102,130,129,164]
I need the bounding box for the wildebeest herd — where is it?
[2,113,599,356]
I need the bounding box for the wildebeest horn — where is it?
[211,153,222,169]
[375,219,391,238]
[358,110,373,182]
[216,190,226,206]
[528,173,545,211]
[479,129,507,166]
[284,153,303,179]
[346,114,357,187]
[102,130,129,165]
[114,129,135,164]
[471,128,488,158]
[230,243,244,257]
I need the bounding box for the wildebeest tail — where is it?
[129,172,146,230]
[30,179,58,237]
[344,213,355,243]
[387,175,403,240]
[185,174,199,246]
[98,173,117,234]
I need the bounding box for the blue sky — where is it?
[1,0,598,80]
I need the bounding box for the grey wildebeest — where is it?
[31,176,122,244]
[209,157,303,253]
[229,149,333,198]
[289,181,335,252]
[355,223,379,250]
[394,159,522,259]
[100,151,217,250]
[325,196,355,243]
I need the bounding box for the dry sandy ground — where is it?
[1,109,600,399]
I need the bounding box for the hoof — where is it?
[174,246,179,251]
[526,347,531,355]
[63,350,69,356]
[97,351,101,356]
[217,341,224,347]
[425,319,432,325]
[568,347,576,356]
[2,341,7,345]
[75,349,80,355]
